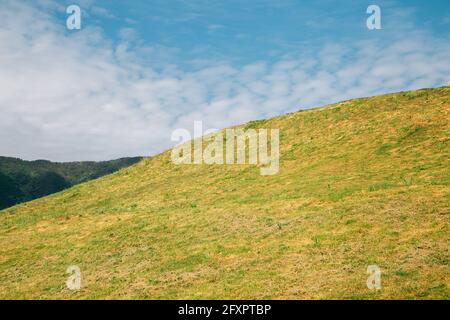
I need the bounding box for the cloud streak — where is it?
[1,1,449,161]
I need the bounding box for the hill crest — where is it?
[0,87,449,299]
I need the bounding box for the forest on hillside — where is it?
[0,156,142,210]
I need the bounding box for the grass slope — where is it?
[0,87,449,299]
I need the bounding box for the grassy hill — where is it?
[0,157,142,210]
[0,87,448,299]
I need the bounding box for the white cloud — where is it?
[0,1,450,161]
[91,6,115,19]
[118,27,137,42]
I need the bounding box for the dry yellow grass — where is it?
[0,87,449,299]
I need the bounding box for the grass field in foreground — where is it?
[0,87,449,299]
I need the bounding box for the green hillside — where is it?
[0,157,142,210]
[0,87,448,299]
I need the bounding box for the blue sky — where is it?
[65,0,450,66]
[1,0,449,161]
